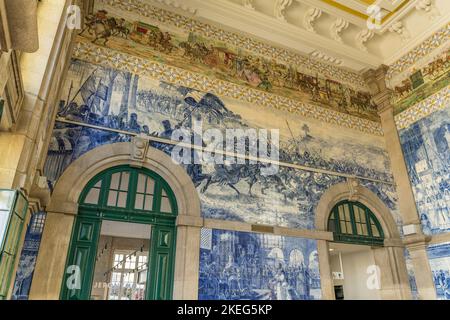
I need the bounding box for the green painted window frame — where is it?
[60,165,178,300]
[328,200,384,246]
[0,190,28,300]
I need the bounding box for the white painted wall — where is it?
[331,249,381,300]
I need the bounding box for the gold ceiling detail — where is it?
[320,0,410,22]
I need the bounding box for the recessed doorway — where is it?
[90,221,151,300]
[329,242,381,300]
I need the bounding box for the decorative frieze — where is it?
[97,0,368,91]
[387,23,450,81]
[73,39,384,136]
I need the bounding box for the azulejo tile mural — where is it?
[428,242,450,300]
[399,104,450,235]
[72,40,383,135]
[11,213,46,300]
[198,228,321,300]
[404,249,420,300]
[44,58,396,230]
[76,3,379,122]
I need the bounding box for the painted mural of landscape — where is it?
[75,7,378,121]
[44,58,397,230]
[392,49,450,115]
[399,105,450,235]
[427,242,450,300]
[198,228,321,300]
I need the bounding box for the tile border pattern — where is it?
[72,39,385,136]
[394,85,450,130]
[387,23,450,81]
[97,0,369,92]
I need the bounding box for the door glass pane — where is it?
[346,222,352,234]
[137,174,146,193]
[135,194,144,210]
[110,173,121,190]
[343,205,350,221]
[340,221,346,233]
[91,221,151,301]
[160,197,172,213]
[120,172,130,191]
[144,196,153,211]
[117,192,127,208]
[84,188,100,205]
[146,179,155,195]
[338,206,344,220]
[107,191,118,207]
[371,223,380,237]
[361,224,368,236]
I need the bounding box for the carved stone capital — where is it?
[29,174,51,207]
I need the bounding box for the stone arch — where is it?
[314,179,412,300]
[47,140,201,218]
[315,179,400,240]
[31,139,202,300]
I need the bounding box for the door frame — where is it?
[59,165,178,300]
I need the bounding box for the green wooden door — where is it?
[147,225,176,300]
[60,217,101,300]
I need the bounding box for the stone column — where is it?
[173,216,203,300]
[372,246,412,300]
[363,66,436,300]
[404,236,437,300]
[317,240,335,300]
[29,212,75,300]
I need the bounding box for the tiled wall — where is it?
[198,228,321,300]
[427,242,450,300]
[399,104,450,235]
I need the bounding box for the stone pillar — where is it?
[372,246,412,300]
[2,0,39,52]
[173,216,203,300]
[363,66,436,299]
[363,66,420,227]
[317,240,335,300]
[29,212,75,300]
[404,235,437,300]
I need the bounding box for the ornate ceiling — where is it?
[145,0,449,72]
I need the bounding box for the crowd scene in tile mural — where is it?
[428,243,450,299]
[76,9,378,121]
[44,59,398,231]
[400,106,450,235]
[198,229,321,300]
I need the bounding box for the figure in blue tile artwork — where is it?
[404,249,420,300]
[44,59,397,230]
[198,229,321,300]
[11,213,46,300]
[399,106,450,235]
[427,242,450,300]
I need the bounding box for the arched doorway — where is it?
[327,201,386,300]
[60,165,178,300]
[326,201,385,300]
[315,181,412,300]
